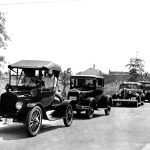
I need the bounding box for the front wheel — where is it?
[63,104,73,127]
[104,105,111,115]
[26,106,42,137]
[86,103,94,119]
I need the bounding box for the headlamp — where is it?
[16,102,23,110]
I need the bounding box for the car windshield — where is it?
[120,84,139,90]
[70,78,95,89]
[9,68,42,87]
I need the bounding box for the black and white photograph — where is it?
[0,0,150,150]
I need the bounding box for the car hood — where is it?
[12,90,31,100]
[69,88,93,94]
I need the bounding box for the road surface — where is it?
[1,103,150,150]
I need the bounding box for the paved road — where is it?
[1,103,150,150]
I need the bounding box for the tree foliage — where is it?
[0,12,10,49]
[126,57,145,81]
[59,68,72,97]
[0,12,10,76]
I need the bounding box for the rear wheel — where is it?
[26,106,42,137]
[63,104,73,127]
[86,103,94,119]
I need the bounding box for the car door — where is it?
[40,89,56,107]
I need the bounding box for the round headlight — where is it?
[16,102,23,110]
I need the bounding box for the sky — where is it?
[1,0,150,74]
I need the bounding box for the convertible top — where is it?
[8,60,61,71]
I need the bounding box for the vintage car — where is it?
[139,81,150,102]
[0,60,73,137]
[112,82,145,107]
[67,75,112,119]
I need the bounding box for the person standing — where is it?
[43,70,57,89]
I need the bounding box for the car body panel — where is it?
[139,81,150,101]
[68,75,112,116]
[0,60,73,136]
[112,81,145,106]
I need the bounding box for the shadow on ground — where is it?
[0,121,64,140]
[73,111,106,120]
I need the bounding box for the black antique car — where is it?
[112,82,145,107]
[67,75,112,119]
[139,81,150,102]
[0,60,73,137]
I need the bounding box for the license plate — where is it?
[2,118,13,125]
[69,96,77,100]
[131,97,136,100]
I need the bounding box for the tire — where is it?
[104,105,111,115]
[63,104,73,127]
[26,106,42,137]
[86,103,94,119]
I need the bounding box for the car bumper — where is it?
[76,104,90,110]
[113,98,137,102]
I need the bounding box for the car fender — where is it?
[51,100,73,118]
[82,97,96,108]
[26,102,47,118]
[105,95,113,106]
[98,95,111,108]
[86,97,95,105]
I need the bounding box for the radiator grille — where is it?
[0,92,18,115]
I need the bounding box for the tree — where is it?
[59,68,72,97]
[0,12,10,76]
[143,72,150,81]
[126,57,145,81]
[0,12,10,49]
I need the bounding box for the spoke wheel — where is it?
[63,104,73,127]
[86,104,94,119]
[26,106,42,137]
